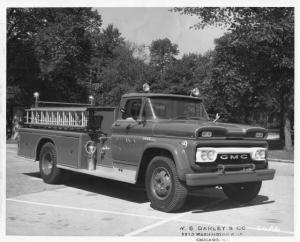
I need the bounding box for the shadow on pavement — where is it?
[23,171,274,213]
[23,171,148,203]
[23,172,41,178]
[184,193,274,214]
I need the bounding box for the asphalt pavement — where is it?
[6,144,294,236]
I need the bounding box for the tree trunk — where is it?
[284,112,293,151]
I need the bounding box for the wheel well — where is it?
[36,138,54,161]
[137,148,174,185]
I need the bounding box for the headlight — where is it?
[201,131,212,138]
[252,148,267,161]
[196,148,217,162]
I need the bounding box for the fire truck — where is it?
[18,85,275,212]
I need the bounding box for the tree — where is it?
[159,53,213,97]
[7,8,154,113]
[7,8,103,104]
[149,38,179,80]
[174,7,294,150]
[7,9,44,106]
[88,24,155,106]
[88,24,126,100]
[97,42,157,105]
[33,8,102,102]
[97,24,124,59]
[6,8,103,136]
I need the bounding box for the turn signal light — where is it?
[255,132,264,138]
[202,131,212,138]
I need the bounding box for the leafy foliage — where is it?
[7,8,103,104]
[7,7,294,149]
[174,7,294,149]
[149,38,179,76]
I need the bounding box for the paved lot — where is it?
[6,144,294,237]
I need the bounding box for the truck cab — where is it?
[18,88,275,212]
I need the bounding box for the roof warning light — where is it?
[143,83,150,93]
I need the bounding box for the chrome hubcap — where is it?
[41,152,53,175]
[151,167,172,200]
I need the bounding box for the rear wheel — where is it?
[222,181,262,203]
[39,142,63,184]
[145,156,187,212]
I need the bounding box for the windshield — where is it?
[144,97,209,120]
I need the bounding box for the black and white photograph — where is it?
[1,0,298,240]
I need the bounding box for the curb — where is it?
[268,158,294,164]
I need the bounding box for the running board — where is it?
[57,164,137,184]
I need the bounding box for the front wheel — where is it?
[39,142,63,184]
[145,156,188,212]
[222,181,262,203]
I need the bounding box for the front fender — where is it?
[141,141,193,181]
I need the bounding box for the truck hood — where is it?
[152,119,267,139]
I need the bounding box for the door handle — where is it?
[114,122,121,127]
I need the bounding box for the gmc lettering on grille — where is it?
[219,154,249,160]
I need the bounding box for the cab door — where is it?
[111,98,145,164]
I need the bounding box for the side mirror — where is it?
[120,107,127,119]
[213,113,220,122]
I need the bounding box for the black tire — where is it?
[145,156,188,212]
[39,142,63,184]
[222,181,262,203]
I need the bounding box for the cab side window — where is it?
[122,99,142,120]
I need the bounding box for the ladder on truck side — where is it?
[24,107,90,130]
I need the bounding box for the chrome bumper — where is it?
[185,168,275,186]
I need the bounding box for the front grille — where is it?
[193,143,268,173]
[194,153,255,171]
[216,153,252,163]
